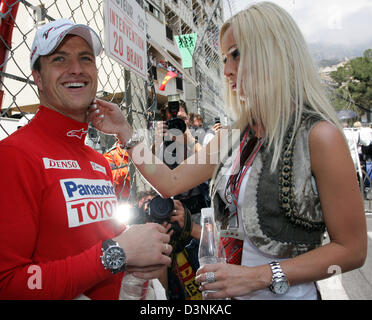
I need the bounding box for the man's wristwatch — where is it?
[269,261,289,295]
[123,131,143,150]
[100,239,126,274]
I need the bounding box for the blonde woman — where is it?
[89,2,366,300]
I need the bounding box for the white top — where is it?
[218,165,318,300]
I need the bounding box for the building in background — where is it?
[144,0,226,124]
[0,0,227,129]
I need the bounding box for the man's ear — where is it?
[32,70,43,92]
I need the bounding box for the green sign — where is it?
[175,33,197,69]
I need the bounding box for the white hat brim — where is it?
[30,21,103,70]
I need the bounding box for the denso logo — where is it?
[43,158,81,170]
[60,178,117,228]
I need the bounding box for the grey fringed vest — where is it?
[211,115,325,259]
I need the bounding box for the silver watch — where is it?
[123,131,143,149]
[269,261,289,295]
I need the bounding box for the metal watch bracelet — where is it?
[122,131,143,150]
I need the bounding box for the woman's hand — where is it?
[88,99,133,141]
[195,263,271,299]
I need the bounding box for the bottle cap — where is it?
[201,207,214,218]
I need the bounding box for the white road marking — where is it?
[319,230,371,299]
[318,274,350,300]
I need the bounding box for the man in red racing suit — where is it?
[0,19,171,299]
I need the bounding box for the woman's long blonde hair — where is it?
[220,2,342,171]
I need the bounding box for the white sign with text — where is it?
[104,0,147,80]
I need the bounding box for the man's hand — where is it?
[113,223,172,268]
[128,265,168,281]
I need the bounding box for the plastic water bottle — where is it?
[119,273,148,300]
[198,207,219,299]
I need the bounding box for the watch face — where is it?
[274,279,289,294]
[105,247,126,270]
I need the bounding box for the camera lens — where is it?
[166,118,186,134]
[148,196,174,224]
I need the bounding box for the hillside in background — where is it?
[309,42,372,68]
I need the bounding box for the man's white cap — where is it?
[30,19,103,70]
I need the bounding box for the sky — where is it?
[224,0,372,47]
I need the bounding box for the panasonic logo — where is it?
[60,178,117,228]
[62,180,115,199]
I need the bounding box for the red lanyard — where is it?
[228,129,265,206]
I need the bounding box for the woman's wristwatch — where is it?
[269,261,289,294]
[122,131,143,150]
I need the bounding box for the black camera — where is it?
[165,94,186,135]
[147,195,174,224]
[214,117,221,124]
[138,195,181,241]
[131,196,175,225]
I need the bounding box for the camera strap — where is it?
[175,249,202,300]
[168,206,202,300]
[170,206,193,253]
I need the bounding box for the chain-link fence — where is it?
[0,0,233,201]
[162,0,225,120]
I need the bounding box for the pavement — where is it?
[317,211,372,300]
[317,274,350,300]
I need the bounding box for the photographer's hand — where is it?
[170,200,185,228]
[170,201,201,240]
[169,126,201,154]
[211,122,222,133]
[154,121,168,151]
[182,127,194,146]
